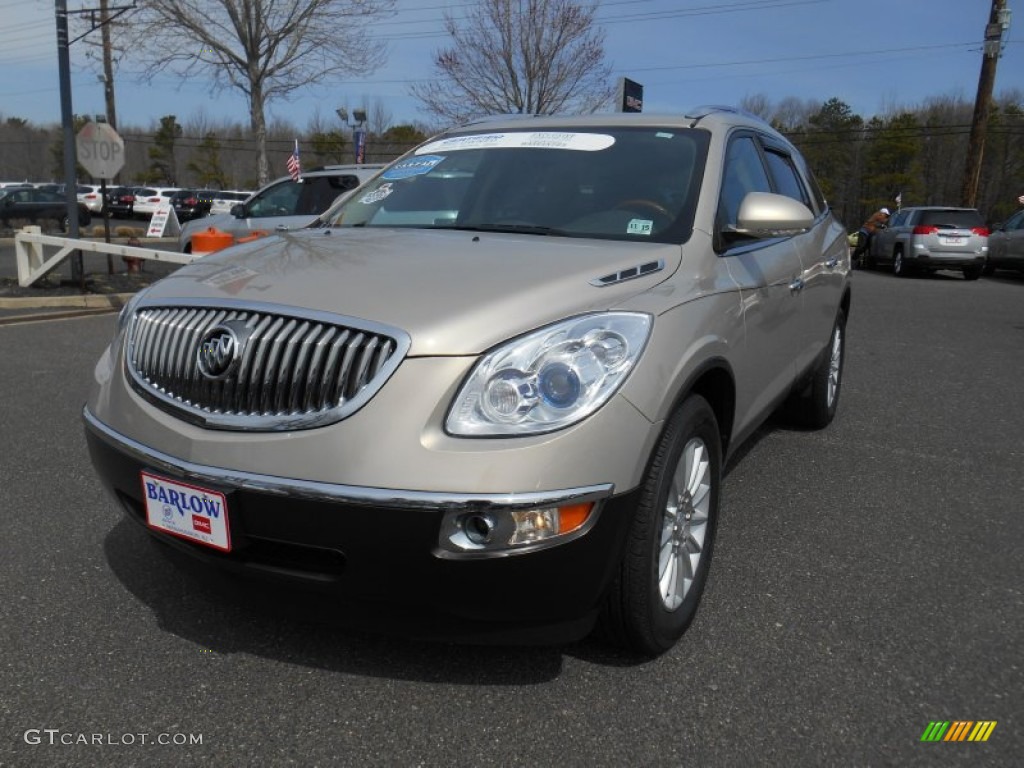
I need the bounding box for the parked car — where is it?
[76,184,104,213]
[104,186,136,218]
[865,206,989,279]
[0,187,91,230]
[208,190,252,216]
[132,187,180,219]
[169,189,214,222]
[178,165,383,251]
[984,209,1024,275]
[84,108,850,655]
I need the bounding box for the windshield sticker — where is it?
[382,155,445,180]
[359,183,394,205]
[416,132,615,154]
[655,132,674,139]
[627,219,654,236]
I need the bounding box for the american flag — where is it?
[287,139,301,181]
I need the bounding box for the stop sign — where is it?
[76,121,125,179]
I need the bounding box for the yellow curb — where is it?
[0,292,136,309]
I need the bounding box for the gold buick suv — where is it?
[84,108,851,655]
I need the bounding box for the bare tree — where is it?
[412,0,613,125]
[126,0,393,185]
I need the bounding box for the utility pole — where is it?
[100,0,118,132]
[961,0,1011,208]
[56,0,84,285]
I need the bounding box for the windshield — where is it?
[319,128,708,243]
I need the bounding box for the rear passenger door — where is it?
[873,209,906,261]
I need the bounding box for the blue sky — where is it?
[0,0,1021,131]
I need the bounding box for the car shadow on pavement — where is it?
[101,517,642,681]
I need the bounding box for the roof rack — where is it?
[685,105,770,128]
[461,113,545,126]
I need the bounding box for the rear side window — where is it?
[918,209,983,228]
[764,149,811,209]
[296,176,361,216]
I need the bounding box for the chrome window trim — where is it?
[83,407,614,512]
[124,297,411,432]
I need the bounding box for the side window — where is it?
[764,149,811,209]
[296,176,358,216]
[248,181,302,217]
[1008,211,1024,231]
[719,135,772,228]
[891,211,909,227]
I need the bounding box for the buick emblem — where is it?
[197,320,250,380]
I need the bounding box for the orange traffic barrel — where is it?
[191,227,234,255]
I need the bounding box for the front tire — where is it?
[602,395,721,656]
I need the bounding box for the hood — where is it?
[141,228,681,356]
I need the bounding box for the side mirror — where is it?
[230,203,245,218]
[732,191,814,237]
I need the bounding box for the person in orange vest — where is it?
[851,207,891,267]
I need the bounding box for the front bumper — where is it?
[84,408,637,642]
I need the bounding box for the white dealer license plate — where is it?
[941,236,965,245]
[141,472,231,552]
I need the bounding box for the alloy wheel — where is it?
[658,437,712,610]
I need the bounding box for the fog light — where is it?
[462,512,495,545]
[437,498,601,558]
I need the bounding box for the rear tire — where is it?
[962,265,982,281]
[893,250,908,277]
[601,395,721,656]
[786,309,846,429]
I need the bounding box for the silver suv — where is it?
[178,164,383,251]
[85,108,851,655]
[865,206,989,279]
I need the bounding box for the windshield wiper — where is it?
[450,223,566,236]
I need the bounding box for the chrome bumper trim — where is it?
[83,407,614,511]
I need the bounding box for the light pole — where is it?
[335,107,368,164]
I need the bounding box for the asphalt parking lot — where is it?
[1,267,1021,766]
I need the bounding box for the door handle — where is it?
[825,256,840,268]
[789,277,804,294]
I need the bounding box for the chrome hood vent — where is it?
[124,299,410,431]
[590,259,664,287]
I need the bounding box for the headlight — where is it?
[446,312,651,436]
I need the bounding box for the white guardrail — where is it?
[14,225,194,287]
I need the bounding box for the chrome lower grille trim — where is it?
[124,299,410,431]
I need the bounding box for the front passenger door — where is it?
[717,134,806,429]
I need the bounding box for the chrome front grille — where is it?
[125,301,409,431]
